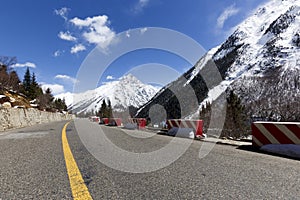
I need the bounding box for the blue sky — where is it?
[0,0,268,94]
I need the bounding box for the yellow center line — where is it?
[62,121,93,200]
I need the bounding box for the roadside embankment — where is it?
[0,108,75,131]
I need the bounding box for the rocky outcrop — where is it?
[0,108,75,131]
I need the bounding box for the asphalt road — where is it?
[0,119,299,199]
[0,121,72,199]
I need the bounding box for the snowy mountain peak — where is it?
[56,74,159,114]
[213,0,300,79]
[119,73,141,83]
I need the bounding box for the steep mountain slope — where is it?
[56,74,159,114]
[136,0,300,121]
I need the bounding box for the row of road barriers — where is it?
[88,116,122,126]
[166,120,300,145]
[89,117,300,146]
[165,120,300,145]
[89,117,145,129]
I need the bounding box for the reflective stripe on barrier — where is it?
[129,118,147,129]
[166,119,203,138]
[252,122,300,147]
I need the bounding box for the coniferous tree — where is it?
[199,101,212,134]
[54,98,68,112]
[22,68,43,100]
[45,88,54,102]
[107,99,113,118]
[97,99,114,118]
[23,67,31,92]
[29,73,43,99]
[221,90,249,139]
[100,100,107,118]
[62,98,68,111]
[200,91,250,139]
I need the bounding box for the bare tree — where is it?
[0,56,17,68]
[8,71,21,92]
[0,56,17,92]
[0,65,9,91]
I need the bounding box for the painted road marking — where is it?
[62,122,93,200]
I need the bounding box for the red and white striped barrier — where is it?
[252,122,300,147]
[100,118,122,126]
[102,118,109,124]
[110,118,122,126]
[166,119,204,138]
[129,118,147,129]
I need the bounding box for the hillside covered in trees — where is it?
[0,56,67,112]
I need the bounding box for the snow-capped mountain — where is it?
[56,74,159,114]
[136,0,300,121]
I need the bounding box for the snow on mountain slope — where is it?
[222,0,300,121]
[217,0,300,78]
[55,74,159,114]
[193,0,300,118]
[136,0,300,121]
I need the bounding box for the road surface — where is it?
[0,119,299,199]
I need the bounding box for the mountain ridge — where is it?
[136,0,300,121]
[55,74,159,114]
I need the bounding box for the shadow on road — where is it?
[237,145,300,161]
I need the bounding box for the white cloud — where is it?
[126,30,131,38]
[140,27,148,34]
[133,0,150,14]
[217,4,240,29]
[55,74,77,84]
[106,75,115,80]
[12,62,36,68]
[54,7,70,21]
[58,31,77,41]
[41,83,65,95]
[70,44,86,54]
[70,15,116,49]
[53,50,64,57]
